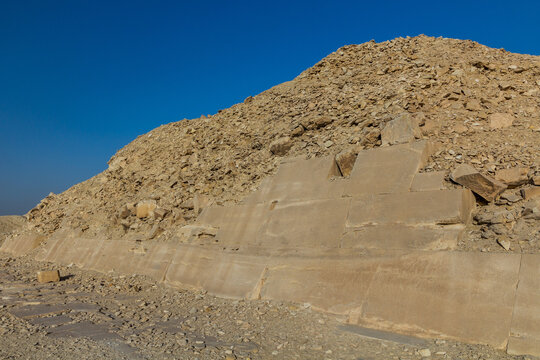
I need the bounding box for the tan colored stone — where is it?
[381,113,421,146]
[508,255,540,356]
[489,113,514,129]
[257,198,350,248]
[136,200,157,218]
[495,167,529,188]
[345,141,430,196]
[341,224,463,250]
[532,176,540,186]
[0,233,45,256]
[450,164,507,202]
[465,99,482,111]
[521,186,540,200]
[346,189,475,227]
[37,270,60,283]
[269,136,293,156]
[335,147,359,177]
[410,171,447,191]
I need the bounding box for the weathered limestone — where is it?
[37,270,60,283]
[508,255,540,356]
[495,167,529,188]
[489,113,514,129]
[345,141,432,196]
[450,164,507,202]
[381,113,420,145]
[6,140,540,356]
[1,233,45,256]
[521,186,540,200]
[346,190,475,227]
[410,171,447,192]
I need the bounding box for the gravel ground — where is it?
[0,252,535,360]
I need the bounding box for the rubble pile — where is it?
[19,35,540,252]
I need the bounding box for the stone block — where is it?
[244,155,340,203]
[356,252,521,348]
[346,189,475,227]
[197,204,269,246]
[507,254,540,356]
[37,270,60,283]
[345,141,430,196]
[341,224,463,250]
[136,200,157,218]
[410,171,447,192]
[256,198,350,248]
[335,147,360,177]
[450,164,507,202]
[381,113,421,145]
[489,113,514,129]
[0,233,45,256]
[165,245,266,299]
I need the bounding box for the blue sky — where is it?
[1,0,539,215]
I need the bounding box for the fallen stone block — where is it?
[37,270,60,283]
[269,136,293,156]
[136,200,157,218]
[495,167,529,188]
[450,164,507,202]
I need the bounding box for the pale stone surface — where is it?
[257,198,350,248]
[269,136,293,156]
[341,224,463,250]
[381,113,420,145]
[37,270,60,283]
[345,142,428,196]
[495,167,529,188]
[0,233,45,256]
[136,200,157,218]
[410,171,447,192]
[357,252,521,348]
[346,190,475,227]
[508,255,540,356]
[450,164,507,202]
[335,147,359,176]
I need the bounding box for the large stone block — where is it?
[355,252,521,348]
[197,203,270,246]
[345,141,432,196]
[256,198,350,248]
[243,155,341,203]
[450,164,507,202]
[507,254,540,356]
[346,189,475,227]
[0,233,45,256]
[164,245,266,299]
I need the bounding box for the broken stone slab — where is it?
[335,147,361,177]
[381,113,421,146]
[0,233,46,256]
[450,164,507,202]
[410,171,447,192]
[37,270,60,283]
[495,167,529,188]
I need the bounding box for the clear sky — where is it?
[1,0,539,215]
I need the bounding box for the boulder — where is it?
[269,137,293,156]
[136,200,157,219]
[381,113,421,146]
[495,167,529,188]
[450,165,507,202]
[521,186,540,200]
[37,270,60,283]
